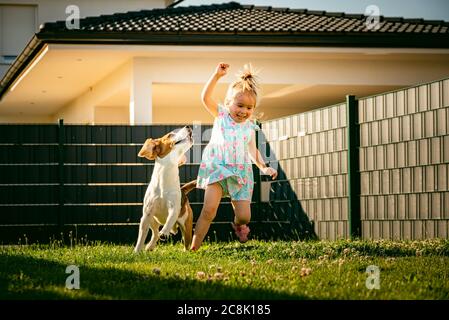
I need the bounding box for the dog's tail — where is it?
[181,179,197,195]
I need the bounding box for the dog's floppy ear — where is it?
[138,138,159,160]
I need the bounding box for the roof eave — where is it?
[38,30,449,47]
[0,35,45,102]
[1,31,449,101]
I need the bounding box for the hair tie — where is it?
[241,72,252,81]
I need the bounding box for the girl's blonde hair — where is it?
[224,63,263,120]
[225,63,260,107]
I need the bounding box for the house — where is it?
[0,0,176,80]
[0,2,448,242]
[1,1,448,124]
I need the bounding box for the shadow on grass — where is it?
[0,251,304,300]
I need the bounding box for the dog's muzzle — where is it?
[174,126,193,145]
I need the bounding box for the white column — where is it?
[130,58,152,124]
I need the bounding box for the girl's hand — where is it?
[261,167,278,180]
[215,62,229,78]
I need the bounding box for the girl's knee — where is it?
[233,206,251,225]
[232,200,251,225]
[234,215,250,225]
[200,206,218,221]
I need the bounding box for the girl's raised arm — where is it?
[201,63,229,117]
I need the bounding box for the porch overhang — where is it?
[1,42,449,124]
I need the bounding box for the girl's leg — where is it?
[231,200,251,225]
[231,200,251,243]
[190,183,223,250]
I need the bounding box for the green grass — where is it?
[1,239,449,300]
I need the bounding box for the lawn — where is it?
[1,238,448,300]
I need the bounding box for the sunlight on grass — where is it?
[1,239,448,300]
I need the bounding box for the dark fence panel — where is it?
[0,123,284,244]
[0,145,58,163]
[62,205,142,225]
[0,185,59,204]
[0,124,58,144]
[64,164,151,184]
[0,164,59,184]
[0,205,59,225]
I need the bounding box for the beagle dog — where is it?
[134,126,195,252]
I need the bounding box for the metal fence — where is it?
[358,78,449,239]
[261,103,349,240]
[1,77,448,243]
[0,122,313,244]
[261,76,449,240]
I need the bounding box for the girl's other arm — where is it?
[248,130,278,180]
[201,63,229,117]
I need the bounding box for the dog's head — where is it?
[138,126,193,165]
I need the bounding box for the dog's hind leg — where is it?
[179,204,193,251]
[145,218,161,251]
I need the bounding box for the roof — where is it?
[39,1,449,38]
[2,1,449,100]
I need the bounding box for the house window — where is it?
[1,55,16,64]
[0,5,37,65]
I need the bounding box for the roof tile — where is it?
[38,1,449,37]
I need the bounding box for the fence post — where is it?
[255,121,262,213]
[58,119,65,233]
[346,95,361,239]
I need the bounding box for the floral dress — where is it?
[197,104,260,200]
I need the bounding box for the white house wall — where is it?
[0,114,52,123]
[2,45,449,124]
[53,60,131,124]
[0,0,173,78]
[0,0,171,26]
[91,52,449,125]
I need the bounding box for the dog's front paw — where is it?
[134,246,143,253]
[158,231,170,241]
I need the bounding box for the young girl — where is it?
[191,62,278,251]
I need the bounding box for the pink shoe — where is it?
[232,223,250,243]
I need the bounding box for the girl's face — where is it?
[226,92,256,123]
